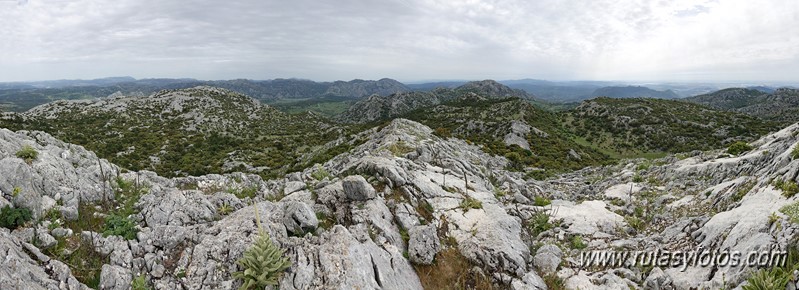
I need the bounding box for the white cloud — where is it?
[0,0,797,82]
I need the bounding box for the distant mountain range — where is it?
[590,86,679,99]
[685,87,799,124]
[407,79,701,102]
[1,76,797,115]
[0,77,410,112]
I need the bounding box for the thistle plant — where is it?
[741,267,791,290]
[234,205,292,289]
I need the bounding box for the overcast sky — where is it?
[1,0,798,83]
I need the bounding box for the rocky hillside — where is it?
[564,97,779,156]
[337,92,443,124]
[2,118,799,289]
[324,78,410,99]
[687,88,799,125]
[0,86,355,179]
[337,80,532,124]
[453,80,533,99]
[685,88,768,110]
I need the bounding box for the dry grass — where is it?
[414,248,496,290]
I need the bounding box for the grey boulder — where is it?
[342,175,376,201]
[408,224,441,265]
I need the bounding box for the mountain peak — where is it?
[457,80,532,99]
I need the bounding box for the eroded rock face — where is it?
[0,229,89,290]
[282,225,423,290]
[0,129,116,218]
[137,188,217,227]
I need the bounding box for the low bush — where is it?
[742,267,791,290]
[527,211,554,237]
[780,201,799,224]
[229,186,259,199]
[0,205,32,229]
[102,214,138,240]
[570,235,587,250]
[533,196,551,207]
[727,141,753,156]
[131,274,151,290]
[15,145,38,163]
[459,197,483,211]
[310,165,331,181]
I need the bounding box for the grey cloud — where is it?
[0,0,797,82]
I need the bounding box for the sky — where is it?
[0,0,798,83]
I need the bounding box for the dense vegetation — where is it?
[563,97,779,156]
[267,95,358,116]
[404,97,614,176]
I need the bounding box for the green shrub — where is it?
[533,196,551,207]
[131,274,151,290]
[310,165,331,181]
[229,186,259,199]
[234,208,292,289]
[570,235,587,250]
[742,267,791,290]
[16,145,38,163]
[102,214,138,240]
[768,212,780,226]
[493,187,507,199]
[0,205,32,229]
[782,181,799,198]
[218,204,233,216]
[792,144,799,160]
[632,174,644,183]
[780,201,799,224]
[459,196,483,211]
[626,216,646,232]
[528,211,554,237]
[727,141,753,156]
